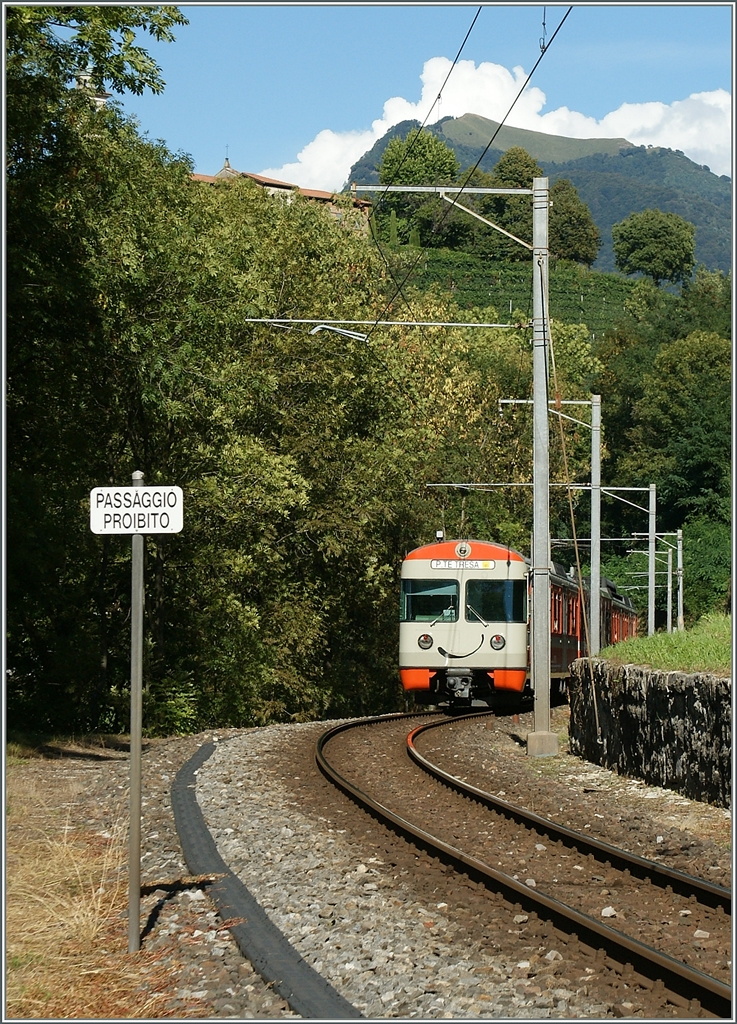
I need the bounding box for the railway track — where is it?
[316,711,732,1018]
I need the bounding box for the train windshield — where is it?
[465,580,527,623]
[401,579,458,622]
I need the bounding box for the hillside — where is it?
[346,113,731,273]
[346,113,633,184]
[404,249,636,334]
[437,112,632,165]
[545,147,731,273]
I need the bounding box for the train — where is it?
[399,537,638,708]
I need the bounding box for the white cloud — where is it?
[532,89,732,176]
[260,57,732,191]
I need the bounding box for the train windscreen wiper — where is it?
[429,605,455,627]
[466,603,489,627]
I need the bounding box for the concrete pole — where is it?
[667,547,673,633]
[648,484,657,636]
[590,395,601,655]
[677,529,684,631]
[128,470,144,953]
[528,177,557,757]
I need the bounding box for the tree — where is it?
[676,266,731,340]
[376,129,465,248]
[681,517,731,619]
[6,22,606,735]
[6,5,187,191]
[549,178,601,266]
[5,5,187,95]
[481,147,543,261]
[612,209,696,286]
[478,151,601,265]
[8,93,454,732]
[379,128,460,186]
[619,331,730,527]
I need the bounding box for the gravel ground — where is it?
[196,706,731,1019]
[200,720,599,1019]
[12,708,730,1019]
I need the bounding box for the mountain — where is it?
[345,113,633,185]
[346,113,731,273]
[544,147,731,272]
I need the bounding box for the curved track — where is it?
[408,716,730,913]
[316,712,731,1018]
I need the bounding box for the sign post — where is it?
[90,474,183,952]
[129,471,144,953]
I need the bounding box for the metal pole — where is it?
[528,177,556,757]
[128,470,144,953]
[677,529,684,631]
[667,547,673,633]
[648,484,656,636]
[590,395,601,655]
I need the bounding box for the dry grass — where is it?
[4,747,197,1019]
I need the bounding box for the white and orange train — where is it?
[399,538,637,708]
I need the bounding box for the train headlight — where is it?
[417,634,433,650]
[490,634,506,650]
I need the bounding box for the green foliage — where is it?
[12,85,583,734]
[348,125,730,275]
[379,127,459,186]
[546,145,731,274]
[619,332,730,526]
[6,37,731,735]
[479,147,542,261]
[143,672,199,736]
[373,141,599,272]
[595,279,681,489]
[400,249,634,335]
[376,129,466,249]
[677,267,732,340]
[681,518,731,620]
[549,178,601,266]
[346,113,632,189]
[6,91,400,732]
[612,208,696,286]
[5,5,187,96]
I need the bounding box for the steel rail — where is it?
[407,717,731,913]
[315,713,731,1019]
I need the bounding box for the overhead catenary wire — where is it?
[369,5,483,222]
[364,7,573,343]
[448,7,573,198]
[363,6,484,341]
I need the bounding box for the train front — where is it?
[399,539,529,707]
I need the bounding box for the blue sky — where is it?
[118,3,733,189]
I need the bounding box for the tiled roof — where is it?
[241,171,297,190]
[193,164,371,208]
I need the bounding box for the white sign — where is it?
[90,486,183,534]
[430,559,496,570]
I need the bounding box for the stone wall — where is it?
[567,660,731,809]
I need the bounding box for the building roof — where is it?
[192,161,371,209]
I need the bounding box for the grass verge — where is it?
[4,738,194,1018]
[599,612,731,676]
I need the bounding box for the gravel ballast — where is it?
[194,708,730,1018]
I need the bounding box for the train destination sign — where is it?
[430,558,496,570]
[90,485,183,534]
